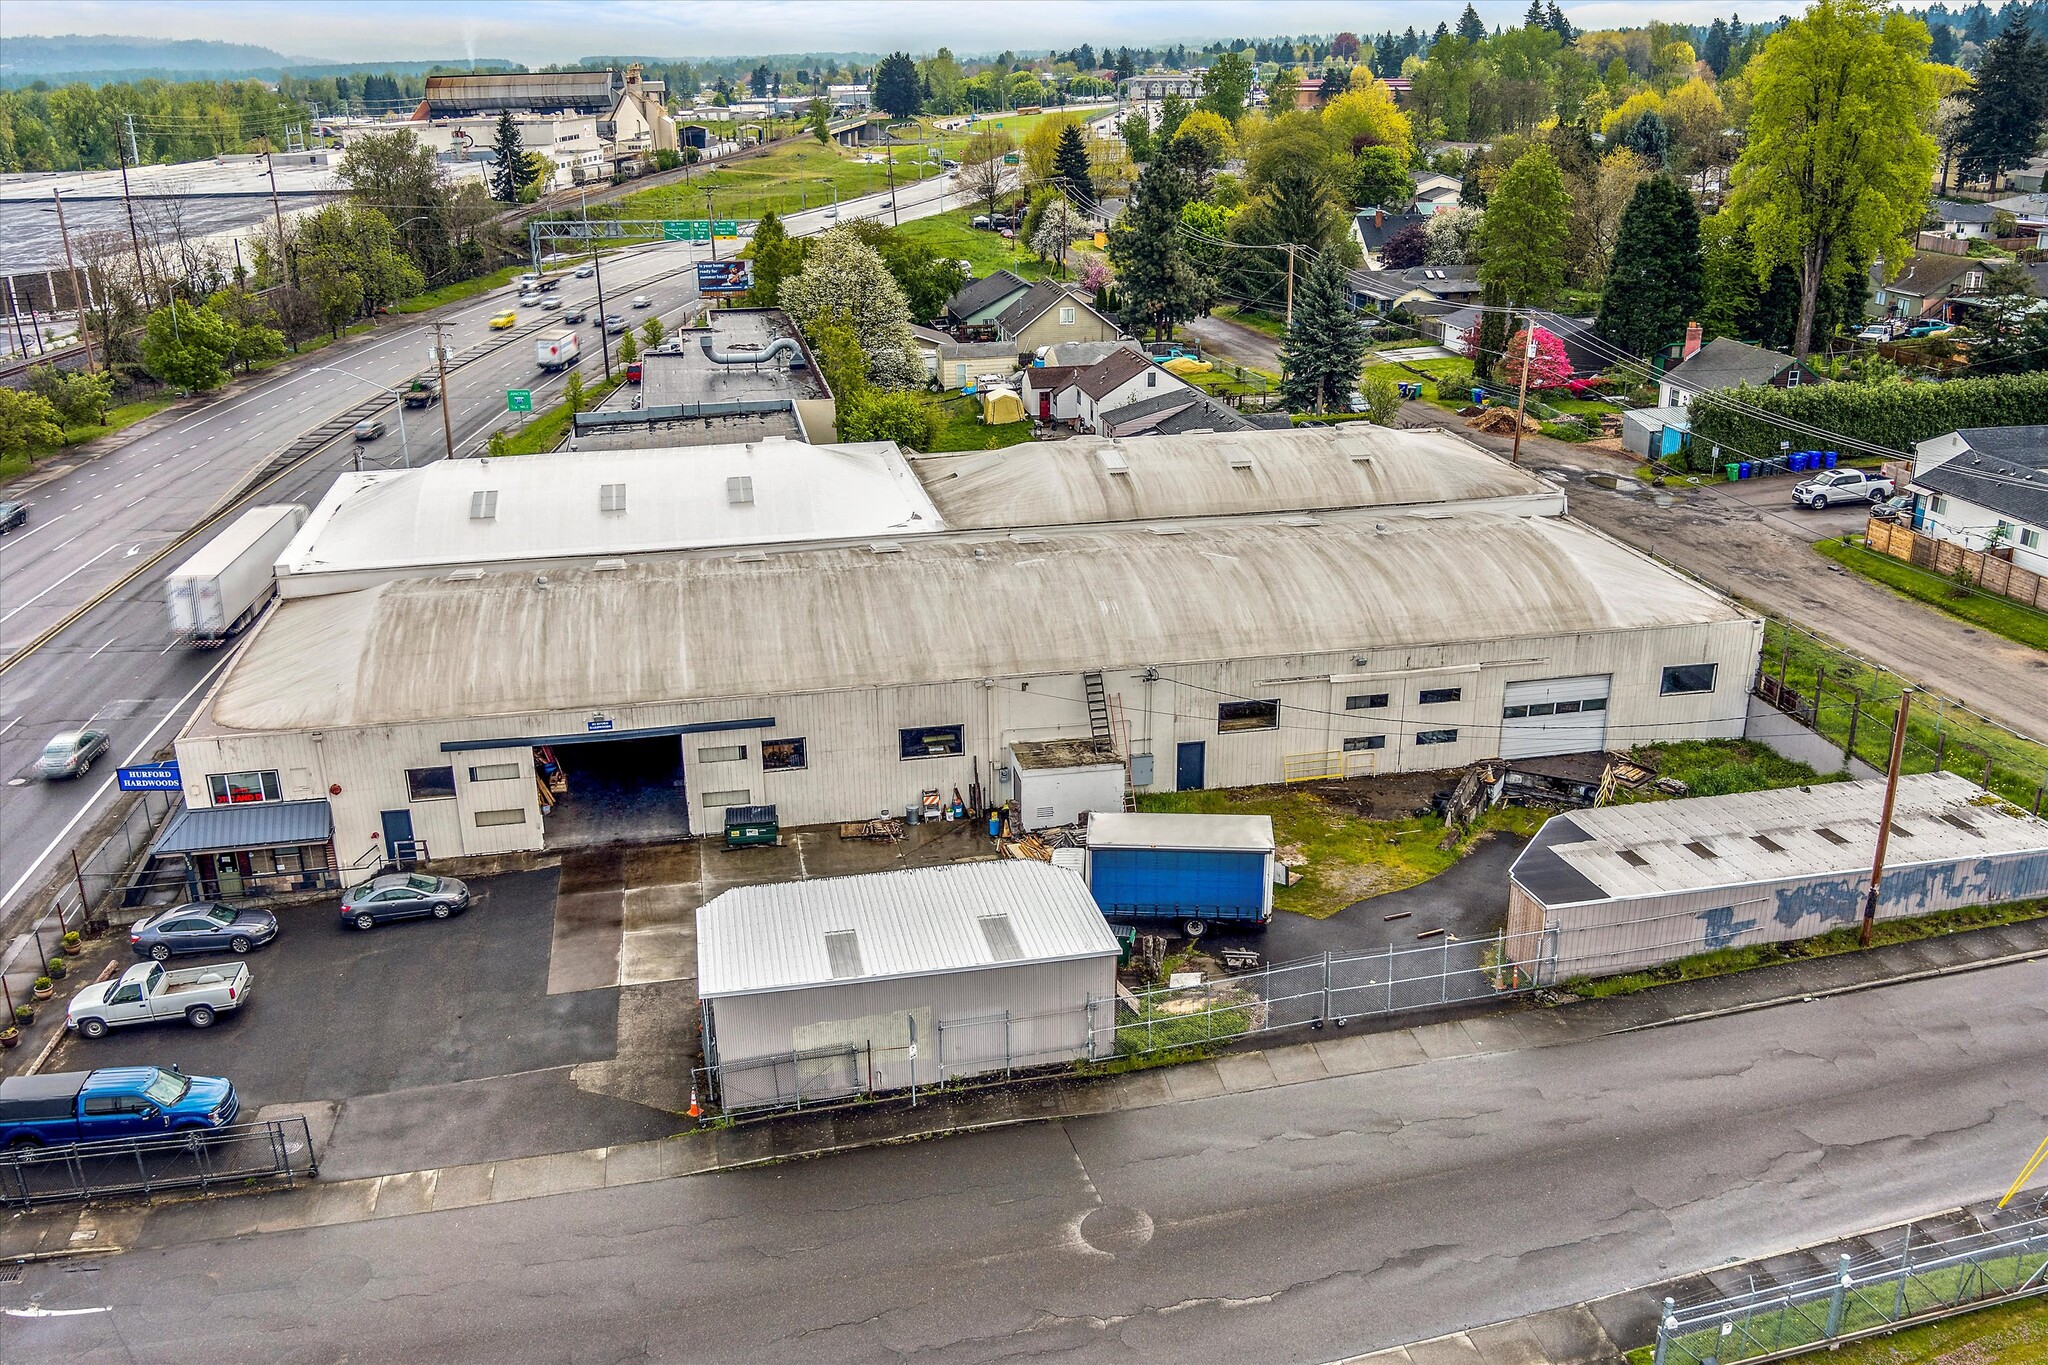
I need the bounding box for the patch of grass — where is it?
[613,140,947,225]
[396,265,525,314]
[1566,895,2048,1000]
[889,209,1050,282]
[2,393,183,485]
[1626,739,1837,797]
[1136,785,1550,919]
[918,391,1032,452]
[1217,304,1286,339]
[1814,536,2048,652]
[1624,1264,2048,1364]
[490,375,628,456]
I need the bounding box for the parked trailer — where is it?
[536,330,580,371]
[165,504,307,646]
[1082,812,1276,937]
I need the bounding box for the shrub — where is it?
[1686,372,2048,472]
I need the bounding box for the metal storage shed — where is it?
[697,861,1120,1111]
[1083,812,1277,934]
[1508,773,2048,983]
[1006,738,1124,831]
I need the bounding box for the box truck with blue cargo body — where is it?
[1082,812,1276,937]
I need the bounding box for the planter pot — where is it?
[31,983,54,1001]
[45,962,67,980]
[12,1009,35,1027]
[0,1030,17,1049]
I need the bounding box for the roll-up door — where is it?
[1499,675,1611,758]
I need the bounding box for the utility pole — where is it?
[117,113,150,289]
[262,146,290,283]
[431,321,456,459]
[706,188,718,262]
[1509,315,1536,466]
[1859,689,1914,948]
[887,137,899,227]
[50,189,98,372]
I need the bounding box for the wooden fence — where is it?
[1865,517,2048,610]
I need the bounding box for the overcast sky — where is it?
[4,1,1777,65]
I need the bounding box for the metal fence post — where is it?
[1824,1253,1851,1339]
[1894,1234,1911,1320]
[1386,941,1394,1013]
[1651,1296,1674,1365]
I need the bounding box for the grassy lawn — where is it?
[1,393,183,486]
[1185,365,1275,399]
[914,107,1115,158]
[490,375,628,456]
[918,391,1032,452]
[1624,739,1837,797]
[1626,1268,2048,1364]
[1217,304,1286,339]
[1815,536,2048,653]
[612,140,947,224]
[889,209,1051,281]
[1137,785,1550,919]
[396,265,525,314]
[1760,617,2048,809]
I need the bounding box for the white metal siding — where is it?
[1500,675,1612,759]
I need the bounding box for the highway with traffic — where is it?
[0,167,960,918]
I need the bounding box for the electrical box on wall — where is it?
[1130,754,1154,787]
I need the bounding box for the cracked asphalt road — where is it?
[12,960,2047,1364]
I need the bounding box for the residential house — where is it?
[1350,208,1428,270]
[1348,265,1482,314]
[1098,390,1260,437]
[991,282,1123,351]
[1021,365,1090,422]
[939,269,1033,337]
[1657,327,1818,409]
[1929,199,1997,239]
[912,326,1024,390]
[1873,254,1984,321]
[1909,426,2048,576]
[1069,346,1185,433]
[1989,192,2048,248]
[1408,170,1463,215]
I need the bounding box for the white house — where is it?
[1929,199,1997,240]
[1069,347,1188,434]
[1909,425,2048,576]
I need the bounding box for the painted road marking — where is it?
[0,542,123,622]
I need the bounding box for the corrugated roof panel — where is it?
[151,799,334,855]
[697,861,1119,998]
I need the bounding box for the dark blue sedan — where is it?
[339,873,471,930]
[129,903,280,960]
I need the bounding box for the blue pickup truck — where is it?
[0,1066,239,1149]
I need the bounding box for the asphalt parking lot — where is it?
[46,866,688,1180]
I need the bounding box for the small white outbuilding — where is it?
[697,860,1121,1110]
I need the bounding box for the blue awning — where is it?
[151,800,334,856]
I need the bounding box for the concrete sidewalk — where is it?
[5,910,2045,1266]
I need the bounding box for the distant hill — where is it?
[0,35,302,77]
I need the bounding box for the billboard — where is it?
[697,260,754,295]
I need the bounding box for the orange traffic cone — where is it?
[687,1089,702,1120]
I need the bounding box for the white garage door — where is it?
[1499,675,1611,759]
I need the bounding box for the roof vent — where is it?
[978,913,1024,962]
[599,482,626,513]
[1683,841,1718,860]
[733,551,768,563]
[1096,448,1131,476]
[727,475,754,505]
[1226,450,1256,471]
[593,558,625,572]
[1617,849,1649,868]
[1939,813,1981,835]
[1815,827,1850,846]
[868,540,904,554]
[1147,524,1186,535]
[469,490,498,520]
[823,929,864,980]
[1752,834,1786,853]
[447,569,483,581]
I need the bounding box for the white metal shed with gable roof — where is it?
[696,860,1120,1110]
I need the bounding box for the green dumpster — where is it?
[724,804,779,848]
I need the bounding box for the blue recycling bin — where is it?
[1738,462,1752,478]
[1824,451,1839,468]
[1789,452,1808,472]
[1471,387,1485,405]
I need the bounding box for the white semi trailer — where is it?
[165,503,307,646]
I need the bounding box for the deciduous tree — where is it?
[0,388,65,458]
[1477,147,1573,306]
[777,229,922,388]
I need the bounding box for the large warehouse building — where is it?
[173,427,1762,864]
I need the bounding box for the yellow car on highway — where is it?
[489,310,517,330]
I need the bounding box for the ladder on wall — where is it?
[1083,671,1111,740]
[1106,690,1136,811]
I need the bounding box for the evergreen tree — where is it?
[1618,110,1670,166]
[1704,19,1734,76]
[489,111,525,203]
[1957,13,2048,189]
[1278,250,1367,413]
[873,52,924,119]
[1595,176,1704,357]
[1523,0,1546,29]
[1456,4,1487,44]
[1928,23,1959,65]
[1545,1,1575,43]
[1473,280,1511,383]
[744,210,806,308]
[1051,123,1095,206]
[1107,160,1214,340]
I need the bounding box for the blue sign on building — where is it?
[117,762,182,792]
[586,716,614,733]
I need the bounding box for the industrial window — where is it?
[1502,705,1528,719]
[207,770,280,806]
[1217,699,1279,732]
[823,930,864,980]
[703,789,751,807]
[762,738,807,771]
[1343,735,1387,752]
[697,744,748,764]
[1582,697,1608,712]
[469,763,523,782]
[1815,827,1850,845]
[599,483,626,513]
[406,766,457,802]
[1415,729,1458,745]
[1525,702,1557,717]
[978,914,1024,962]
[1660,663,1719,696]
[469,490,498,520]
[474,808,526,827]
[1417,687,1462,705]
[900,725,964,759]
[1752,834,1786,853]
[1346,693,1389,711]
[1889,822,1914,839]
[1684,841,1718,860]
[1617,849,1649,868]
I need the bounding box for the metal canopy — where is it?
[152,799,335,856]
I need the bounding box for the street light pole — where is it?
[1859,688,1914,948]
[1510,315,1536,467]
[431,321,456,458]
[312,365,411,470]
[48,190,97,372]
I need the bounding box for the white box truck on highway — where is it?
[165,503,307,646]
[536,331,580,371]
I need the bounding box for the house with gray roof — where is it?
[992,282,1123,350]
[1349,208,1427,270]
[1909,425,2048,575]
[1656,334,1818,410]
[1097,389,1256,437]
[1929,199,1998,238]
[1874,254,1987,320]
[939,269,1032,333]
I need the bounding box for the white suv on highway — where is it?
[1792,468,1894,509]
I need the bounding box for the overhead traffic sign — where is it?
[662,220,712,242]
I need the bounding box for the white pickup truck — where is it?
[66,961,251,1038]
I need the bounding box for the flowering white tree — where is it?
[1422,205,1480,267]
[1030,197,1083,276]
[777,229,922,389]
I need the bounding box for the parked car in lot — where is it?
[0,1066,237,1148]
[36,727,108,779]
[630,294,653,309]
[0,499,28,534]
[353,417,385,441]
[130,901,280,960]
[340,873,472,929]
[68,961,252,1037]
[1793,467,1894,509]
[489,310,517,330]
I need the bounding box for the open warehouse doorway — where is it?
[537,734,690,848]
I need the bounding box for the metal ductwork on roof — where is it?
[699,333,804,367]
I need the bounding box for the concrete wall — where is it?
[1743,695,1883,782]
[707,955,1116,1106]
[179,614,1762,861]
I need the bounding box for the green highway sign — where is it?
[507,389,533,413]
[713,220,738,238]
[662,220,712,241]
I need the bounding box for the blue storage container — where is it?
[1824,451,1839,468]
[1090,848,1270,928]
[1789,452,1808,472]
[1738,462,1752,478]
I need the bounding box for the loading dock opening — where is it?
[539,736,690,848]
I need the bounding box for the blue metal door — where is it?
[380,809,415,867]
[1175,741,1205,791]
